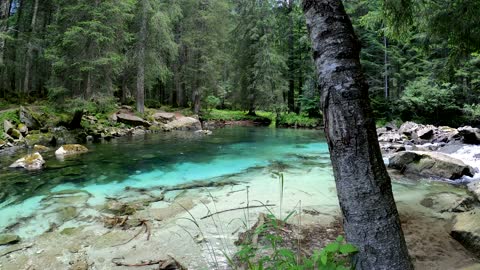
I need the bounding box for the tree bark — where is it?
[302,1,413,269]
[286,0,295,112]
[0,0,11,67]
[384,33,388,100]
[136,0,147,114]
[23,0,40,95]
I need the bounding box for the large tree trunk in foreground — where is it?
[302,1,413,269]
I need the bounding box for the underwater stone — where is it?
[0,234,20,245]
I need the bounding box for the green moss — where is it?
[203,109,273,122]
[62,144,88,152]
[24,153,42,164]
[276,112,320,128]
[0,109,20,132]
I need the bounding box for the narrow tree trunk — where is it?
[287,0,295,112]
[121,73,128,104]
[136,0,147,114]
[23,0,40,95]
[85,71,92,99]
[384,33,388,100]
[0,0,11,67]
[302,1,413,269]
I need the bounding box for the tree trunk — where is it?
[384,33,388,100]
[136,0,147,114]
[23,0,40,95]
[302,1,413,269]
[0,0,11,67]
[287,0,295,112]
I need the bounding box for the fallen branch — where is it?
[110,220,151,247]
[111,255,187,269]
[200,204,275,220]
[0,243,34,258]
[164,180,240,192]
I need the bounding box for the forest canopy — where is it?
[0,0,479,126]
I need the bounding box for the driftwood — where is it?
[111,220,151,247]
[0,243,34,258]
[112,255,187,269]
[125,180,240,194]
[200,204,275,220]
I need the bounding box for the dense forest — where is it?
[0,0,478,126]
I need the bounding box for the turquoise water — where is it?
[0,127,331,233]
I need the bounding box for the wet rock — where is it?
[104,200,139,215]
[20,106,42,129]
[33,144,50,152]
[9,128,22,139]
[0,234,20,245]
[388,151,474,179]
[3,119,14,134]
[467,180,480,202]
[420,192,474,213]
[378,132,402,143]
[55,144,88,157]
[194,129,212,135]
[164,117,201,131]
[9,152,45,170]
[69,254,89,270]
[116,113,150,127]
[451,210,480,256]
[458,126,480,144]
[417,126,434,140]
[153,112,175,123]
[58,206,78,222]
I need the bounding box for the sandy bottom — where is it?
[0,163,478,270]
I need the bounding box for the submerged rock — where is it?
[388,151,474,179]
[0,234,20,245]
[55,144,88,156]
[194,129,212,135]
[9,152,45,170]
[451,210,480,256]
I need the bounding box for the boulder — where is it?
[417,126,435,140]
[19,106,42,130]
[467,180,480,202]
[116,113,150,127]
[164,117,202,131]
[55,144,89,156]
[385,121,398,131]
[24,133,54,147]
[378,131,402,143]
[451,211,480,256]
[388,151,474,179]
[398,121,419,137]
[3,119,14,134]
[458,126,480,144]
[9,128,22,139]
[0,234,20,245]
[9,152,45,170]
[153,112,175,123]
[17,123,28,136]
[33,144,50,152]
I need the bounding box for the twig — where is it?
[200,204,275,220]
[0,243,34,258]
[111,257,163,266]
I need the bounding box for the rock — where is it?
[398,121,419,137]
[17,123,28,136]
[153,112,175,123]
[116,113,150,127]
[468,180,480,202]
[109,113,118,122]
[33,144,50,152]
[378,131,402,143]
[451,210,480,256]
[130,128,146,136]
[385,121,398,131]
[58,206,78,222]
[55,144,89,156]
[420,192,474,213]
[24,133,54,147]
[194,129,212,135]
[19,106,42,129]
[164,117,202,131]
[0,234,20,245]
[417,126,434,140]
[9,129,22,139]
[458,126,480,144]
[3,119,14,134]
[104,200,140,215]
[388,151,474,179]
[9,152,45,170]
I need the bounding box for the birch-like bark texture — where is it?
[302,1,413,269]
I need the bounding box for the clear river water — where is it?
[0,127,478,269]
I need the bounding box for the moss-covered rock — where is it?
[25,132,54,147]
[19,106,43,129]
[33,144,50,152]
[9,152,45,170]
[17,123,28,135]
[0,234,20,245]
[55,144,89,157]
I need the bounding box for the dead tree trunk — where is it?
[302,1,413,269]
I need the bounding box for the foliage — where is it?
[203,109,272,122]
[0,109,20,139]
[396,77,461,125]
[276,112,320,128]
[236,214,358,270]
